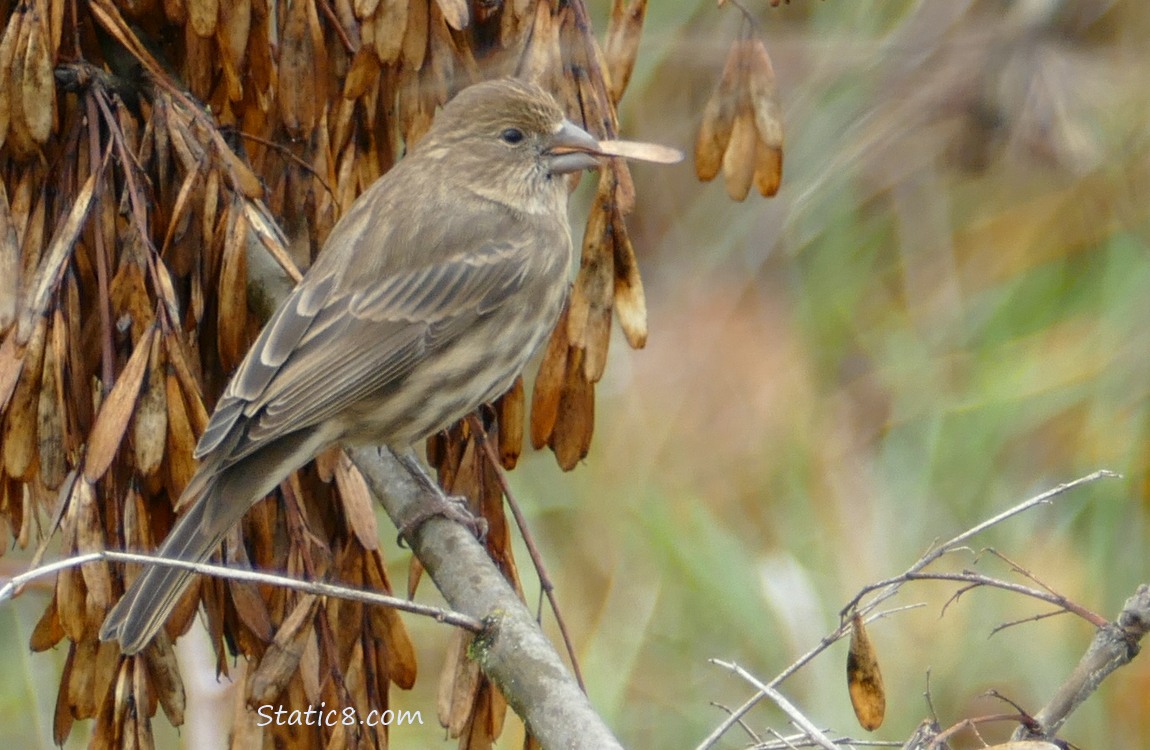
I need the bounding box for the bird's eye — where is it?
[500,128,525,145]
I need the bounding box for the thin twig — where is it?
[710,660,838,750]
[467,414,587,692]
[695,470,1119,750]
[0,550,485,632]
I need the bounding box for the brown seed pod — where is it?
[36,319,65,489]
[611,206,647,349]
[847,612,886,731]
[333,452,379,551]
[438,628,482,736]
[132,328,168,480]
[21,5,55,145]
[549,348,595,470]
[83,324,156,483]
[722,110,757,202]
[3,316,46,480]
[188,0,219,37]
[604,0,647,105]
[248,595,319,705]
[695,38,745,182]
[217,200,250,371]
[495,376,525,470]
[530,303,570,450]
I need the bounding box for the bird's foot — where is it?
[396,493,489,547]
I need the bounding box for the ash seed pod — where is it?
[847,612,886,731]
[721,111,757,202]
[695,38,745,182]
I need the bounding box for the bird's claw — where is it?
[396,493,488,547]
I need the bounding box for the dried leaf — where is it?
[83,324,156,482]
[847,612,886,731]
[604,0,647,105]
[0,333,25,414]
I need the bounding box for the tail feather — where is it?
[100,427,331,654]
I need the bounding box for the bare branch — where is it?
[1011,583,1150,741]
[0,550,484,631]
[696,470,1119,750]
[350,446,625,750]
[710,659,838,750]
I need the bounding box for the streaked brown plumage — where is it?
[100,78,603,654]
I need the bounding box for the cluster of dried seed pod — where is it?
[0,0,657,747]
[695,26,784,200]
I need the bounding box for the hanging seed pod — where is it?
[722,108,757,202]
[695,37,744,182]
[495,376,524,470]
[611,207,647,349]
[83,325,156,483]
[604,0,646,105]
[21,5,55,145]
[132,332,168,480]
[530,303,570,449]
[549,348,594,470]
[3,316,47,480]
[847,612,886,731]
[747,37,783,196]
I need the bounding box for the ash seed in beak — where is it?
[545,119,603,175]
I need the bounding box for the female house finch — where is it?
[100,78,611,655]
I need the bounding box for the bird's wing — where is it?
[195,240,533,464]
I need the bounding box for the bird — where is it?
[99,77,607,655]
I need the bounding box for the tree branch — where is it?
[349,446,625,750]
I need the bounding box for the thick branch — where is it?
[350,446,624,750]
[1011,583,1150,740]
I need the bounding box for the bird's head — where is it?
[418,78,603,214]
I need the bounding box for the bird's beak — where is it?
[544,119,603,175]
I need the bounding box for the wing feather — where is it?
[197,241,531,465]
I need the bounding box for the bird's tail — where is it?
[98,472,226,654]
[100,428,330,654]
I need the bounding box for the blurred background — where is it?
[4,0,1150,747]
